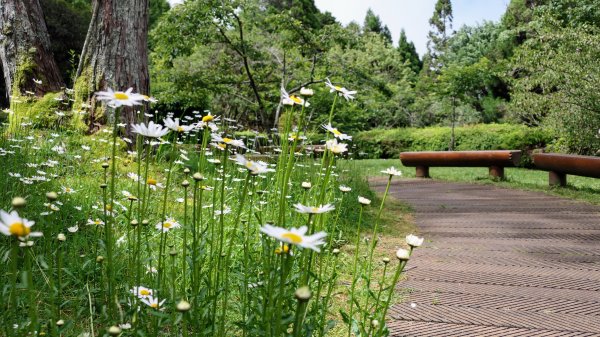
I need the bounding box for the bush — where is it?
[355,123,553,166]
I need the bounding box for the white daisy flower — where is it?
[163,117,194,133]
[233,154,270,175]
[95,88,145,108]
[299,87,314,96]
[130,286,154,298]
[293,203,335,214]
[381,167,402,177]
[155,218,181,232]
[61,186,76,194]
[131,121,170,138]
[339,185,352,193]
[322,124,352,140]
[281,87,310,107]
[325,139,348,154]
[260,224,326,252]
[324,78,357,100]
[140,295,165,310]
[211,133,246,149]
[67,225,79,233]
[0,210,42,240]
[87,219,105,226]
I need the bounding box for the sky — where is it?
[314,0,509,55]
[166,0,509,56]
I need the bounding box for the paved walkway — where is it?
[370,179,600,337]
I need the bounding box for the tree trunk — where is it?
[76,0,149,130]
[0,0,63,98]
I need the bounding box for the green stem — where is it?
[347,205,364,337]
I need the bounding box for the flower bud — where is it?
[193,172,204,181]
[176,300,191,312]
[181,180,190,187]
[46,192,58,201]
[295,286,311,302]
[405,234,424,248]
[107,326,121,336]
[96,255,104,263]
[396,248,410,261]
[358,196,371,205]
[382,257,390,264]
[57,233,66,242]
[12,197,26,208]
[102,162,109,169]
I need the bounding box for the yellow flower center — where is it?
[311,207,319,213]
[177,126,184,132]
[9,222,30,237]
[95,220,102,225]
[290,95,302,104]
[163,222,172,229]
[65,188,72,192]
[202,115,214,122]
[150,303,158,309]
[140,289,150,296]
[333,129,342,136]
[223,137,233,143]
[334,85,342,91]
[147,178,157,186]
[274,247,282,255]
[114,92,129,100]
[217,143,226,150]
[281,232,302,244]
[105,204,112,212]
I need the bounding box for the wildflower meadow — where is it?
[0,83,422,336]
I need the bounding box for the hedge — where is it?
[355,124,553,165]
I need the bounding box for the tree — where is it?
[426,0,453,71]
[363,8,392,45]
[0,0,63,100]
[149,0,170,28]
[75,0,150,128]
[41,0,92,86]
[397,29,422,74]
[509,18,600,154]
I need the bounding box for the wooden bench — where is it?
[400,150,522,179]
[533,153,600,186]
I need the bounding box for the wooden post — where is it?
[489,166,504,179]
[549,171,567,187]
[415,166,430,178]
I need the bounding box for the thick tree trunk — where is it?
[0,0,63,98]
[76,0,149,129]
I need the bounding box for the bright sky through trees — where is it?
[313,0,508,55]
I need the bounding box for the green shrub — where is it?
[355,124,553,166]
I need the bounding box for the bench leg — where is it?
[489,166,504,179]
[415,166,430,178]
[549,171,566,187]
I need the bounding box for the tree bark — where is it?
[76,0,149,129]
[0,0,63,98]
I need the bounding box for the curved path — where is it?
[370,179,600,337]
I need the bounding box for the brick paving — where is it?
[370,179,600,337]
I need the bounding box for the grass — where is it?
[0,105,420,337]
[344,158,600,204]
